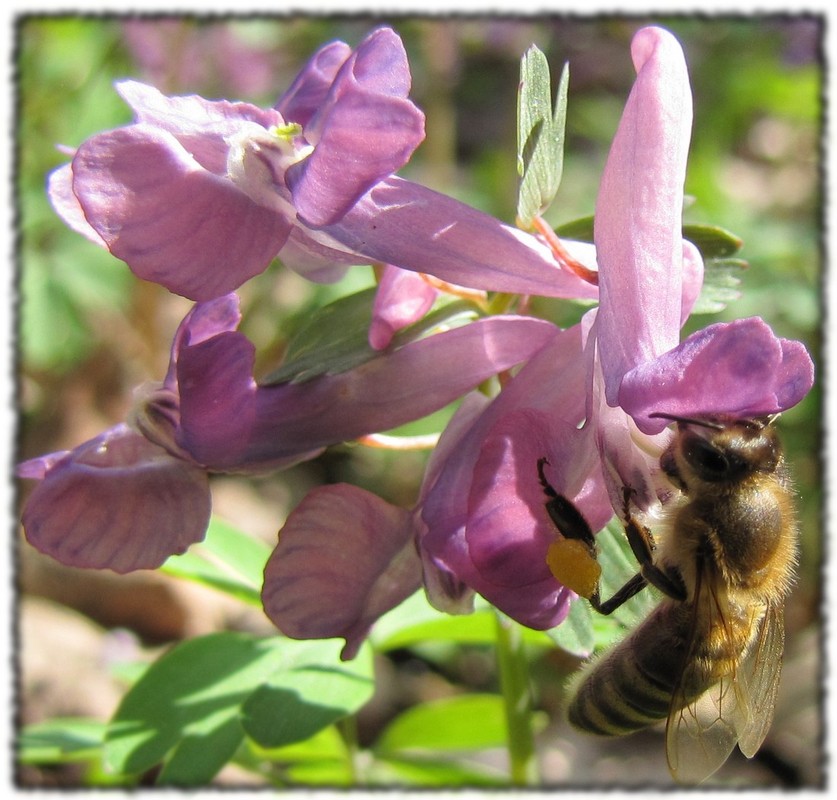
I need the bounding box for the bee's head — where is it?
[651,412,782,485]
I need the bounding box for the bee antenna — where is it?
[648,412,725,430]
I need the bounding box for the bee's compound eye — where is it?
[683,435,746,482]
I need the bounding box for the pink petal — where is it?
[47,164,107,247]
[595,26,693,402]
[324,177,600,300]
[288,29,425,227]
[20,424,210,573]
[262,484,421,659]
[72,124,292,300]
[274,40,353,126]
[619,317,816,433]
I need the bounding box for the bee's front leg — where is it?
[621,486,687,603]
[538,460,685,614]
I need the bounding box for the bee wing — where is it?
[664,565,746,784]
[666,585,784,783]
[665,648,743,783]
[736,603,784,757]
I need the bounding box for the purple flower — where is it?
[586,27,814,512]
[18,293,558,573]
[48,27,598,304]
[260,26,815,657]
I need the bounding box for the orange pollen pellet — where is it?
[546,538,601,599]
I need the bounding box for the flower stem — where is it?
[337,715,360,785]
[494,611,539,786]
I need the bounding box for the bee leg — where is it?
[621,486,688,602]
[538,460,688,613]
[590,572,648,615]
[539,458,643,615]
[538,458,596,548]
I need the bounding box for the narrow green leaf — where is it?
[160,516,271,606]
[18,718,106,764]
[683,222,744,259]
[263,287,378,384]
[516,47,569,225]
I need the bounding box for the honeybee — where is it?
[539,413,797,783]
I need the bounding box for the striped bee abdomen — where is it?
[568,602,703,736]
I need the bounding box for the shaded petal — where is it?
[72,125,292,300]
[679,239,704,325]
[176,330,260,468]
[166,294,244,390]
[465,411,573,588]
[262,483,421,660]
[467,411,610,590]
[278,226,356,283]
[20,424,211,573]
[619,317,816,434]
[47,164,107,247]
[369,266,438,350]
[179,293,243,347]
[322,177,600,299]
[592,357,671,514]
[422,326,587,541]
[595,26,693,402]
[274,40,353,126]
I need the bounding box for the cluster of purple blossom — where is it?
[19,26,813,659]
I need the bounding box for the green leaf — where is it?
[590,518,658,649]
[160,516,271,606]
[105,632,289,784]
[371,590,554,651]
[18,717,106,765]
[554,214,595,242]
[250,723,348,763]
[375,694,511,754]
[517,47,569,226]
[283,758,356,786]
[548,595,595,657]
[369,755,507,786]
[241,642,375,749]
[683,222,744,259]
[262,290,479,387]
[691,257,748,314]
[263,287,378,385]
